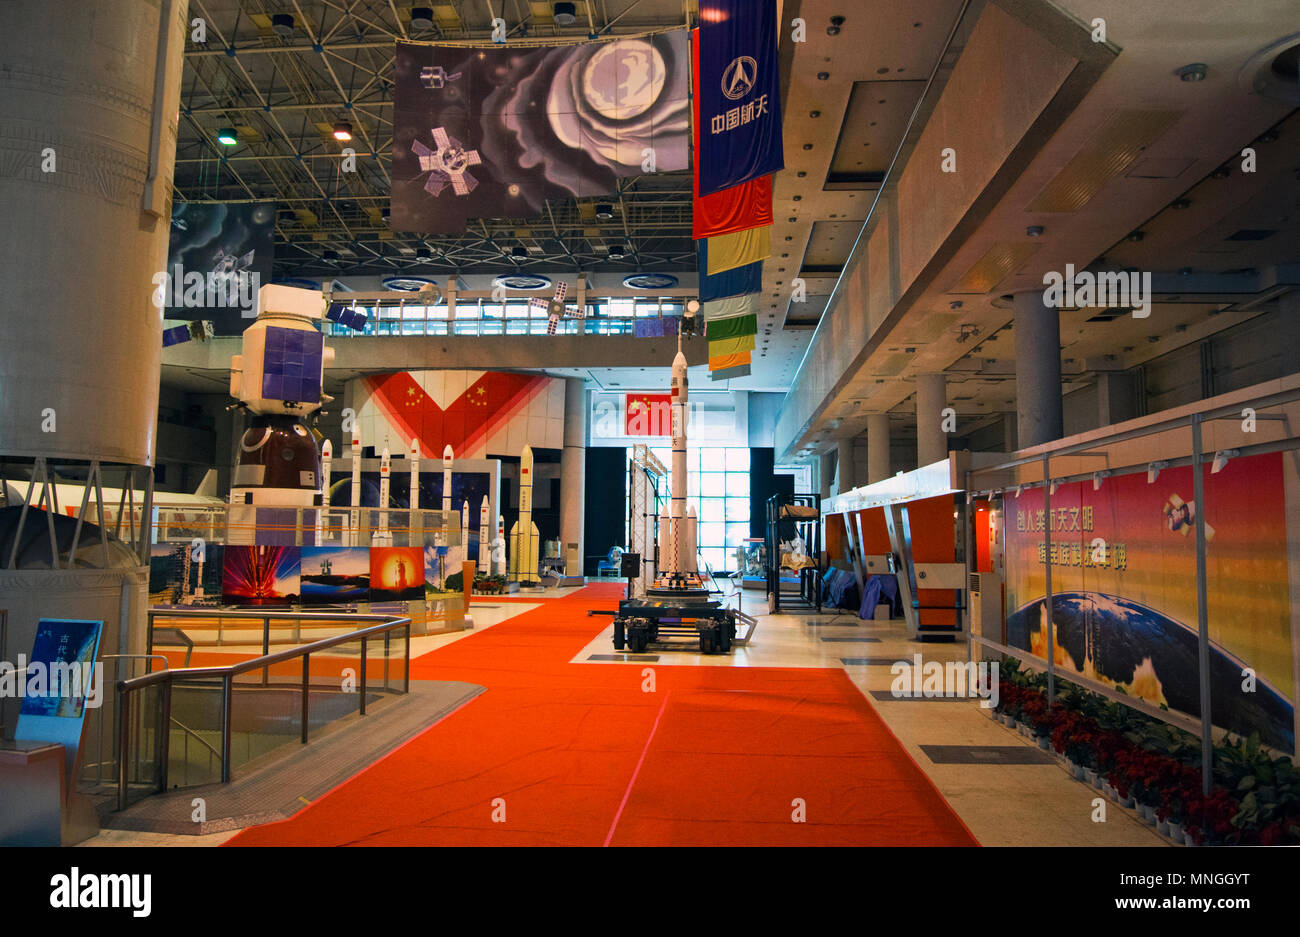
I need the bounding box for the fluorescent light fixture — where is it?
[217,128,238,146]
[333,122,353,141]
[1147,460,1168,484]
[553,3,577,27]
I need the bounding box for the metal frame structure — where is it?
[765,493,822,614]
[966,381,1300,794]
[627,444,665,599]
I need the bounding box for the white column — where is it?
[560,378,586,568]
[837,437,856,494]
[867,413,891,484]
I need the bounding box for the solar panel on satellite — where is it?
[261,325,324,403]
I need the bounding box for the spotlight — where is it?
[410,7,434,30]
[511,245,528,260]
[1026,225,1044,237]
[332,121,353,141]
[416,247,432,260]
[595,203,614,220]
[553,1,577,26]
[608,243,627,259]
[1176,63,1208,82]
[217,128,238,146]
[271,13,295,37]
[1146,460,1168,484]
[1211,449,1239,474]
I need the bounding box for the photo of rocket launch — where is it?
[221,545,301,606]
[369,546,426,602]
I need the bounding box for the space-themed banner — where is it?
[163,202,276,336]
[391,34,690,235]
[1003,451,1296,753]
[695,1,784,197]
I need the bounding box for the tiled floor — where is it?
[82,589,1165,846]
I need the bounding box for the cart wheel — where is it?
[699,632,716,655]
[629,632,648,654]
[613,620,625,651]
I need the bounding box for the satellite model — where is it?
[420,65,462,89]
[413,127,482,197]
[227,284,334,545]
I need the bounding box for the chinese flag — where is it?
[624,393,672,437]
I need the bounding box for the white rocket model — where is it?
[493,518,507,576]
[439,444,453,547]
[318,438,332,541]
[479,496,489,564]
[510,444,540,585]
[657,347,698,576]
[409,437,421,543]
[349,426,362,547]
[373,446,393,545]
[460,501,470,565]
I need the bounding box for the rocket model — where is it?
[439,444,453,547]
[656,347,698,576]
[493,518,506,576]
[409,437,422,544]
[510,444,540,585]
[373,446,393,545]
[318,438,333,541]
[460,501,470,564]
[479,496,489,563]
[349,425,362,546]
[227,283,335,546]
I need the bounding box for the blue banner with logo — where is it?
[696,0,784,196]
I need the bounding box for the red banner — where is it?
[624,393,672,436]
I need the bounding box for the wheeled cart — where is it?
[610,595,738,655]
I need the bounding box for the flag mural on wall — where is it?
[391,34,690,234]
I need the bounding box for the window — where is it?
[643,445,751,575]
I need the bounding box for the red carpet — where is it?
[226,584,977,846]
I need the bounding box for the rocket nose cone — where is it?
[443,444,453,459]
[672,351,687,371]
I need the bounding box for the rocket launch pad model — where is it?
[509,444,541,586]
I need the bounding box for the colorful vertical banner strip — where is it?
[705,224,771,274]
[698,239,762,301]
[695,1,784,197]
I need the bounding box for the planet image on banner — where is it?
[1007,592,1294,751]
[579,40,666,120]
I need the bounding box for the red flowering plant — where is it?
[1183,789,1241,846]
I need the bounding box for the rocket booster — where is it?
[409,438,420,510]
[669,350,696,574]
[349,427,362,546]
[320,439,333,507]
[479,495,489,556]
[510,444,540,584]
[374,446,393,545]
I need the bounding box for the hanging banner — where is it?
[706,224,771,275]
[706,313,758,340]
[703,292,759,322]
[392,34,690,234]
[708,333,756,356]
[624,393,673,436]
[692,28,774,239]
[698,240,762,301]
[696,1,784,196]
[162,202,276,336]
[1003,452,1295,753]
[710,363,751,381]
[708,349,751,372]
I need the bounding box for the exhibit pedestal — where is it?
[0,740,64,846]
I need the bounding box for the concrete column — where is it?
[819,451,835,500]
[836,437,856,494]
[916,372,948,467]
[1096,371,1136,428]
[1012,290,1064,448]
[560,379,587,568]
[867,413,891,484]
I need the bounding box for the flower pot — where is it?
[1001,714,1016,728]
[1036,735,1051,751]
[1157,819,1170,836]
[1183,831,1197,847]
[1018,723,1031,738]
[1121,795,1135,809]
[1083,768,1098,787]
[1167,821,1183,842]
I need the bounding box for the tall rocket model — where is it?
[373,446,393,545]
[408,437,421,544]
[349,425,362,546]
[510,444,540,585]
[479,496,489,563]
[657,346,698,577]
[318,438,332,541]
[227,283,335,546]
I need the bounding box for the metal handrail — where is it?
[117,612,411,810]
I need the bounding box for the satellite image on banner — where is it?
[164,202,276,335]
[391,33,690,235]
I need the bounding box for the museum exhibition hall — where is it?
[2,0,1300,874]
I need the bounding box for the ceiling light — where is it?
[271,13,295,37]
[322,249,340,262]
[553,2,577,26]
[1176,63,1208,82]
[608,244,626,259]
[1026,225,1044,237]
[217,128,238,146]
[511,245,528,260]
[416,247,432,260]
[332,121,353,141]
[1128,231,1145,242]
[816,72,830,81]
[595,203,614,220]
[410,7,435,30]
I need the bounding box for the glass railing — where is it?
[116,612,410,810]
